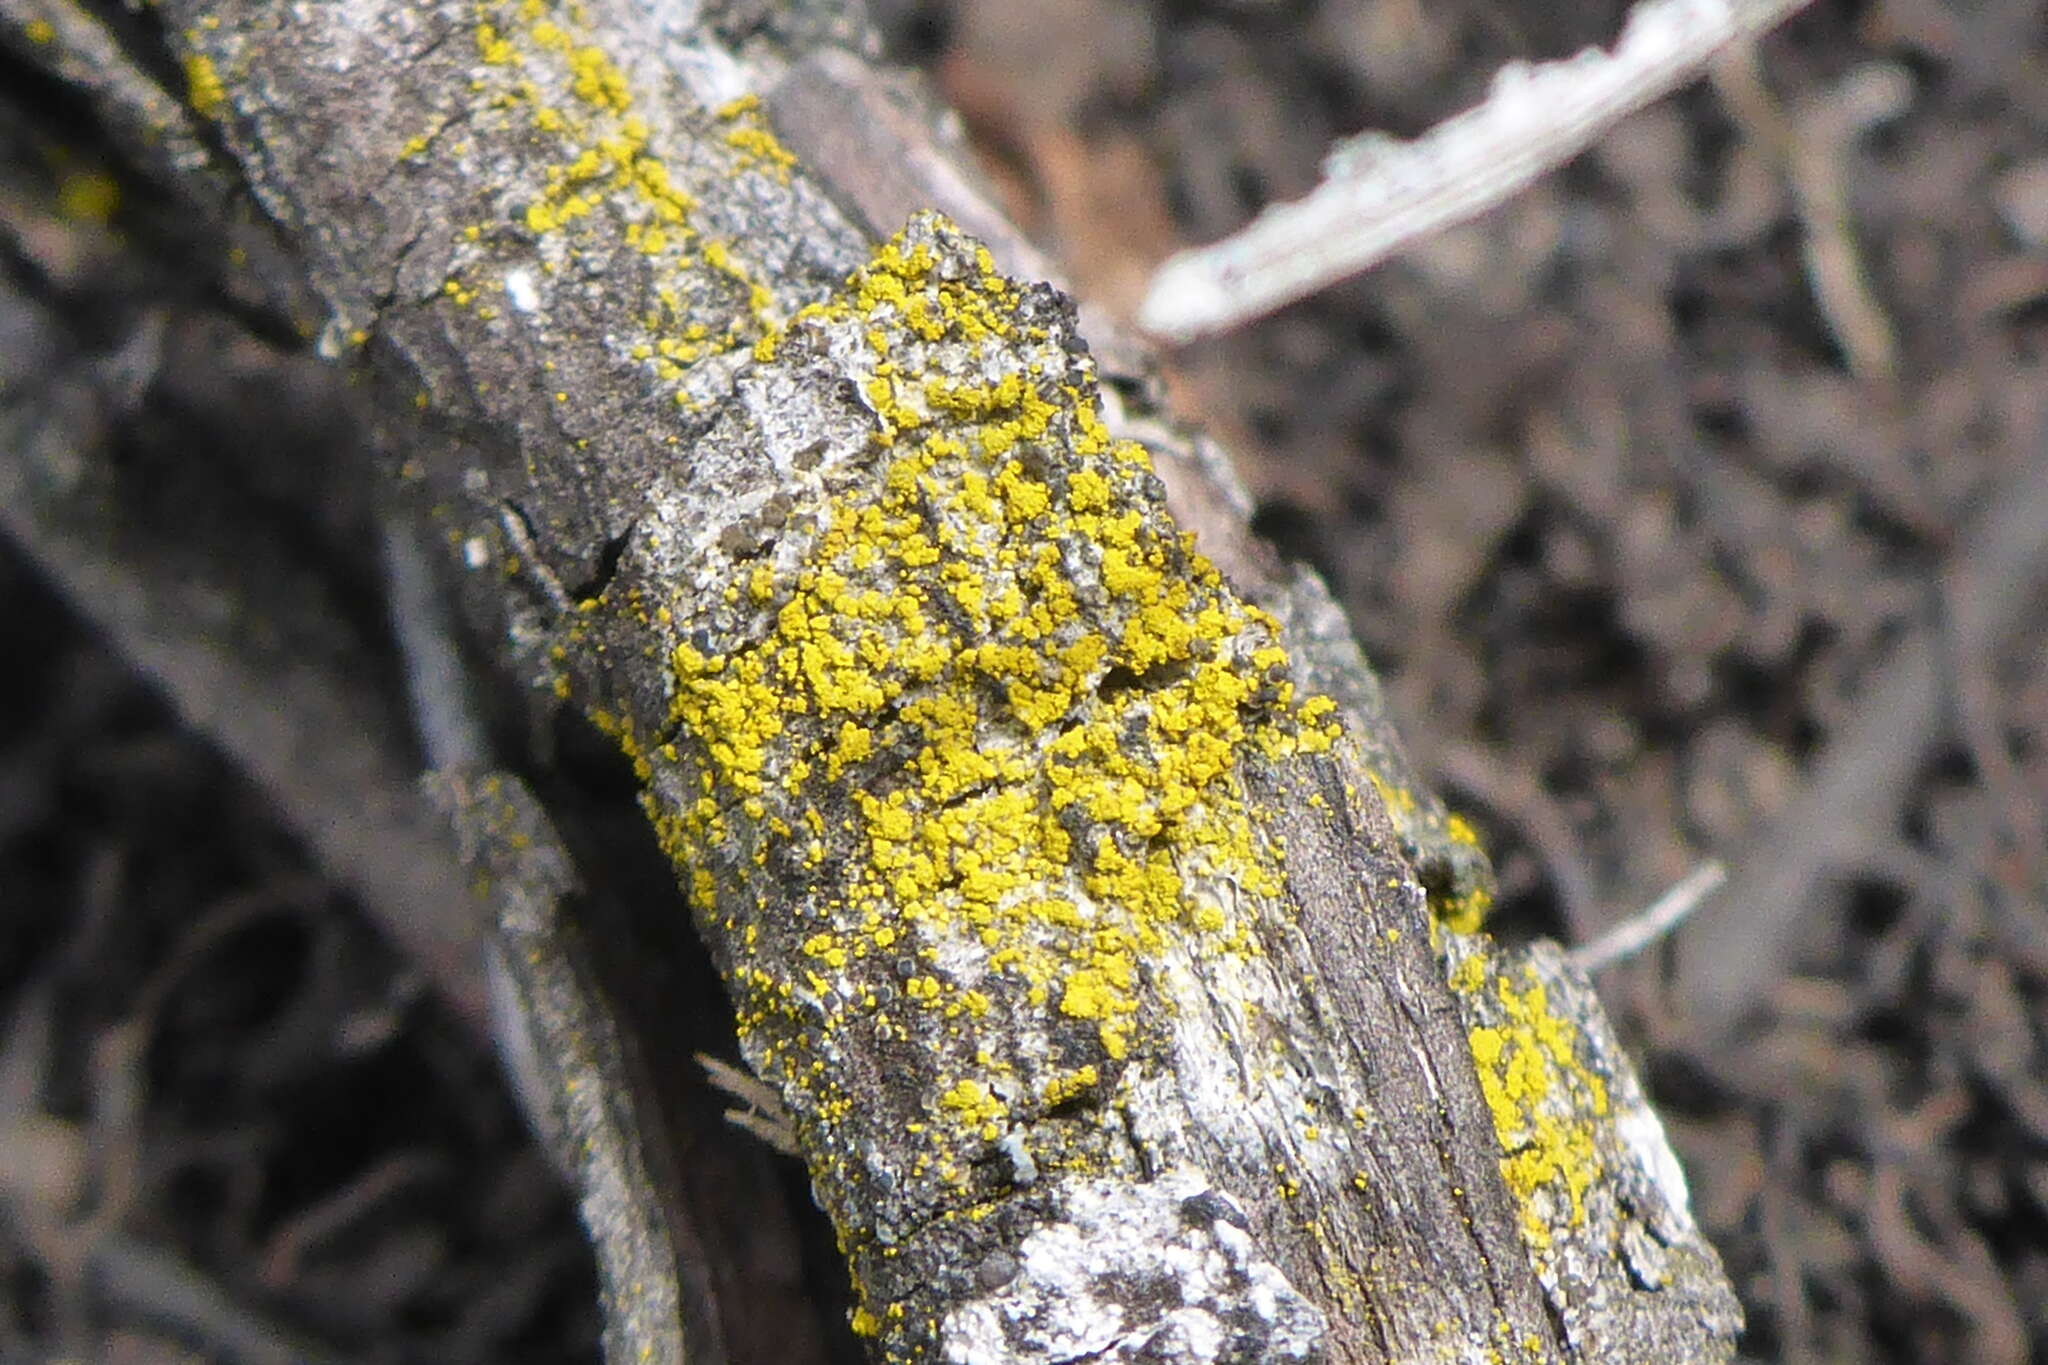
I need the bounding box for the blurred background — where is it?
[4,0,2044,1361]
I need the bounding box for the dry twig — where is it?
[1139,0,1819,341]
[1712,51,1911,382]
[1569,861,1727,974]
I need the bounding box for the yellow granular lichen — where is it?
[1454,960,1609,1250]
[1368,770,1496,933]
[1435,882,1494,936]
[717,94,799,181]
[56,170,119,226]
[183,52,225,118]
[635,221,1343,1155]
[443,0,801,383]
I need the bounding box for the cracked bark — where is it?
[0,0,1740,1361]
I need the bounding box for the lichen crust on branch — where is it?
[1449,944,1613,1255]
[1445,937,1744,1354]
[145,0,1547,1349]
[22,0,1741,1354]
[583,212,1375,1356]
[432,0,860,399]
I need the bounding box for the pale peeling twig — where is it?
[1569,860,1728,975]
[1138,0,1818,342]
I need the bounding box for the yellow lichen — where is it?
[1453,959,1608,1250]
[718,93,799,181]
[938,1078,1008,1139]
[183,53,225,118]
[451,0,806,383]
[56,170,118,226]
[1040,1065,1099,1107]
[618,221,1348,1240]
[1436,882,1494,936]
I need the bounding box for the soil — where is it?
[3,1,2045,1362]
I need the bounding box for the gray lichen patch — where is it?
[939,1168,1324,1364]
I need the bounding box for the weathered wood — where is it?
[0,0,1741,1360]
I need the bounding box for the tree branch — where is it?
[2,0,1742,1359]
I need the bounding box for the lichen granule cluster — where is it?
[607,220,1342,1196]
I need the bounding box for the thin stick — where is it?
[1138,0,1818,342]
[1714,51,1911,382]
[383,520,490,774]
[1569,860,1728,974]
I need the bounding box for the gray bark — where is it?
[0,0,1740,1361]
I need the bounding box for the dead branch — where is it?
[0,0,1743,1360]
[1138,0,1819,341]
